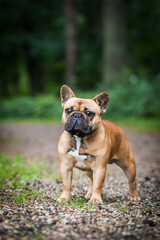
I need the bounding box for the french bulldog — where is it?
[58,85,140,204]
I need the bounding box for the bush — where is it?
[0,96,62,119]
[0,79,159,120]
[77,79,160,119]
[105,79,160,119]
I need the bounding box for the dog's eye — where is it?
[85,110,94,117]
[65,108,72,115]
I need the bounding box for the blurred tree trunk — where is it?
[24,52,44,96]
[26,58,44,96]
[103,0,127,89]
[64,0,77,87]
[22,20,45,96]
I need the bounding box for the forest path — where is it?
[0,123,160,240]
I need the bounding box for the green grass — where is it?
[115,202,129,212]
[13,189,45,207]
[0,154,48,206]
[68,196,95,209]
[0,154,95,209]
[0,154,61,188]
[54,194,95,209]
[0,154,44,187]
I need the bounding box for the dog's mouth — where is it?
[65,113,92,138]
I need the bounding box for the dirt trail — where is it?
[0,123,160,240]
[0,123,159,176]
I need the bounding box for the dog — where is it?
[58,85,140,204]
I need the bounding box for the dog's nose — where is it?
[74,112,82,119]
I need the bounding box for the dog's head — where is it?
[60,85,109,138]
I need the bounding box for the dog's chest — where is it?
[68,136,87,169]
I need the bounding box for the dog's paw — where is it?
[89,198,103,204]
[57,197,69,202]
[85,192,92,199]
[129,194,140,202]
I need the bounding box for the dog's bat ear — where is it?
[93,92,109,115]
[60,85,75,108]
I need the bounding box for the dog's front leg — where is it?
[85,171,93,199]
[89,164,106,204]
[59,157,73,202]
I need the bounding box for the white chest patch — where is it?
[68,135,87,169]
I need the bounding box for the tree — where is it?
[0,0,64,97]
[64,0,77,87]
[103,0,127,89]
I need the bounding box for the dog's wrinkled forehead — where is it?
[64,97,101,113]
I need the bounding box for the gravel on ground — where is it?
[0,123,160,240]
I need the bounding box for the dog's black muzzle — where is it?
[65,112,92,138]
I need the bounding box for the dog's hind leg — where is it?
[114,152,140,201]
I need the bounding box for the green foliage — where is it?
[0,0,64,97]
[0,79,159,123]
[127,0,160,75]
[0,0,159,96]
[0,96,62,119]
[105,78,160,118]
